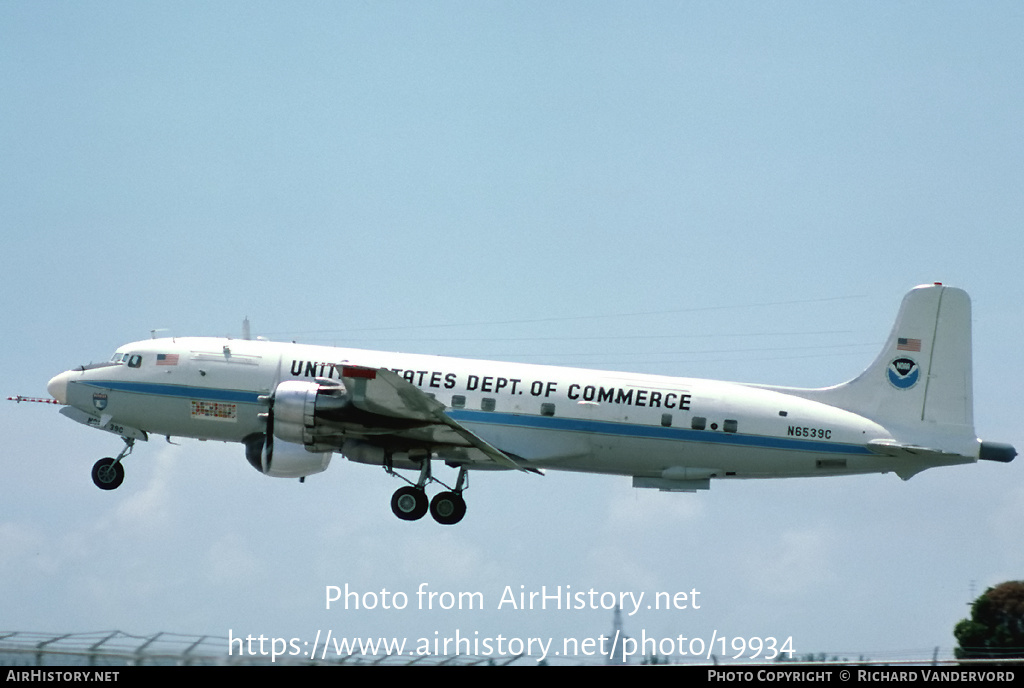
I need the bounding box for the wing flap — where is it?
[341,366,525,471]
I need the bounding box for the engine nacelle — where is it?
[270,379,351,446]
[252,378,432,476]
[239,379,350,478]
[243,433,332,478]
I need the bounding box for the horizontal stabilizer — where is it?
[866,439,964,459]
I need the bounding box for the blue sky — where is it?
[2,2,1022,663]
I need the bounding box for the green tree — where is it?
[954,581,1024,660]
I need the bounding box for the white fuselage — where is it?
[48,336,954,487]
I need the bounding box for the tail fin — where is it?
[784,284,977,452]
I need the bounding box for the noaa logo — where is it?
[887,357,919,389]
[92,393,108,411]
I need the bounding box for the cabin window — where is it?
[661,413,673,427]
[481,398,496,412]
[691,416,706,430]
[451,395,466,409]
[724,419,738,433]
[540,403,555,417]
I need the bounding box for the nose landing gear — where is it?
[91,437,134,490]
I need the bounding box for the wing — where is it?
[339,366,526,471]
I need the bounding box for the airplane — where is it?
[44,283,1016,525]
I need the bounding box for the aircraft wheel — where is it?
[91,458,124,491]
[429,491,466,525]
[391,486,428,521]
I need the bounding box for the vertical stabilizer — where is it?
[779,284,975,449]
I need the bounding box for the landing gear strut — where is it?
[387,459,468,525]
[91,437,134,490]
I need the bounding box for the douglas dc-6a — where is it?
[43,284,1015,525]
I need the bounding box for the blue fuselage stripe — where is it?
[81,380,262,404]
[82,380,872,456]
[451,411,872,456]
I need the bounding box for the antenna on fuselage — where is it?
[242,317,251,341]
[150,328,169,339]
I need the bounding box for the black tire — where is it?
[91,458,124,490]
[391,486,428,521]
[429,491,467,525]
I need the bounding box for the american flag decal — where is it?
[157,353,180,365]
[897,338,921,352]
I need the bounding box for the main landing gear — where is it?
[91,437,134,490]
[388,459,468,525]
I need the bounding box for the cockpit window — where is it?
[127,354,143,368]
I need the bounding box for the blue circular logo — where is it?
[887,357,919,389]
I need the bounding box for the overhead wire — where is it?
[251,292,873,369]
[263,293,867,338]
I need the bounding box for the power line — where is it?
[264,294,866,338]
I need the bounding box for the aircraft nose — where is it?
[47,371,71,405]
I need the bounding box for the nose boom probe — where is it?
[7,395,62,404]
